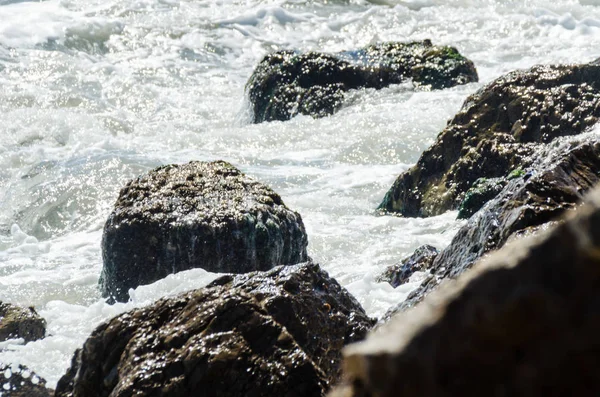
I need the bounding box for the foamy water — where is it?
[1,0,600,388]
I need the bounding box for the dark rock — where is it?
[246,40,477,123]
[379,62,600,217]
[100,160,309,302]
[457,177,507,219]
[0,365,52,397]
[386,135,600,318]
[331,184,600,397]
[376,245,439,288]
[0,302,46,343]
[57,262,375,397]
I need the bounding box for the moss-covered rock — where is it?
[379,62,600,217]
[457,177,507,219]
[100,160,309,302]
[246,40,477,123]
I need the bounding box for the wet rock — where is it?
[457,177,507,219]
[379,62,600,217]
[376,245,439,288]
[100,160,309,302]
[0,365,52,397]
[387,135,600,317]
[57,262,375,397]
[247,40,477,123]
[0,302,46,343]
[331,184,600,397]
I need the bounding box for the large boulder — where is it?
[331,184,600,397]
[246,40,477,123]
[100,160,309,302]
[0,302,46,343]
[379,62,600,217]
[384,134,600,318]
[57,262,375,397]
[0,365,52,397]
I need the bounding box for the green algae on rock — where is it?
[100,160,309,302]
[57,262,375,397]
[379,62,600,217]
[385,135,600,319]
[246,40,478,123]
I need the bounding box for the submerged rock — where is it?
[56,262,375,397]
[376,245,439,288]
[101,160,308,302]
[386,135,600,318]
[0,302,46,343]
[0,365,52,397]
[332,184,600,397]
[379,62,600,217]
[246,40,477,123]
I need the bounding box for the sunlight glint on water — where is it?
[1,0,600,387]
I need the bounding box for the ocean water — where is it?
[1,0,600,388]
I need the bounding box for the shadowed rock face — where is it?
[379,63,600,217]
[56,263,375,397]
[246,40,478,123]
[0,365,52,397]
[0,302,46,343]
[376,245,439,288]
[331,185,600,397]
[383,135,600,319]
[100,160,309,302]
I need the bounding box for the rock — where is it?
[57,262,375,397]
[246,40,477,123]
[456,177,507,219]
[331,184,600,397]
[0,302,46,343]
[100,160,309,302]
[379,62,600,217]
[376,245,439,288]
[386,134,600,318]
[0,365,52,397]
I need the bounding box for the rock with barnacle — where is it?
[100,160,309,302]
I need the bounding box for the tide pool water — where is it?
[1,0,600,388]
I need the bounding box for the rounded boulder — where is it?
[100,160,309,302]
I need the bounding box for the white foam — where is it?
[1,0,600,390]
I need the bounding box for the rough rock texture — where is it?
[379,62,600,217]
[331,185,600,397]
[0,365,52,397]
[57,262,375,397]
[386,134,600,318]
[376,245,439,288]
[100,160,309,302]
[456,176,508,219]
[247,40,477,123]
[0,302,46,343]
